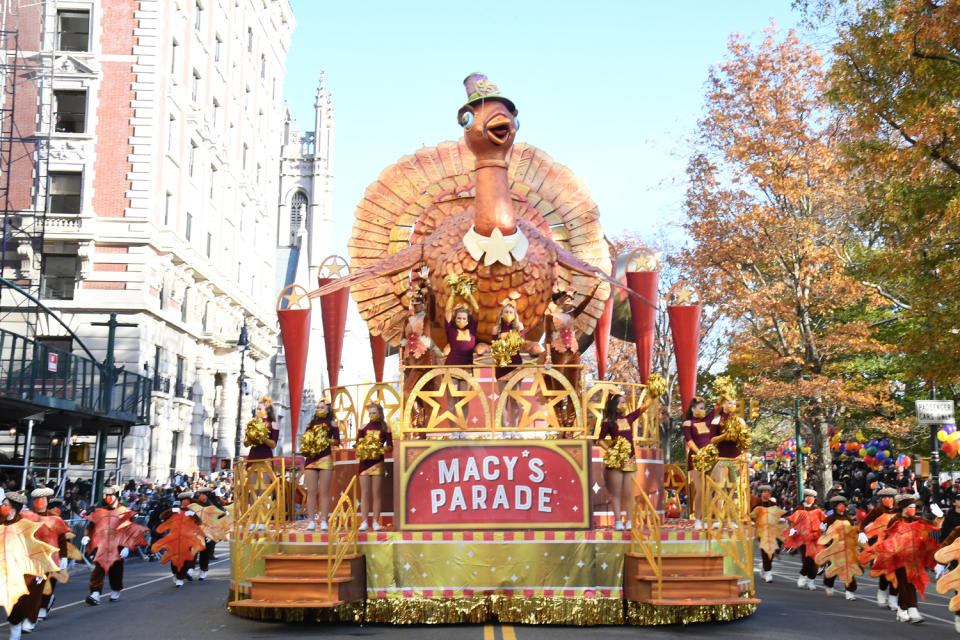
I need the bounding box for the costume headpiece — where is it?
[195,486,213,494]
[178,491,195,500]
[876,487,897,497]
[103,485,119,496]
[803,488,817,498]
[829,495,847,504]
[758,484,773,493]
[458,73,517,124]
[4,491,26,506]
[31,486,54,499]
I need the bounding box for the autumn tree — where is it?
[681,26,896,496]
[799,1,960,389]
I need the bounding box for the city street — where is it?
[4,546,954,639]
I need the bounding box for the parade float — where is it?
[226,74,757,626]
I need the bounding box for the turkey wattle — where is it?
[314,74,646,348]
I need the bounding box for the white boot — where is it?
[614,520,624,531]
[876,588,887,607]
[372,520,382,531]
[358,520,369,532]
[199,571,207,581]
[9,622,22,640]
[896,608,909,623]
[806,578,816,591]
[845,590,856,601]
[109,591,120,601]
[824,586,833,596]
[625,520,632,530]
[85,591,100,606]
[36,608,47,621]
[954,615,960,633]
[20,619,33,633]
[888,595,899,612]
[907,607,923,624]
[797,575,806,588]
[763,570,772,583]
[320,519,328,531]
[694,519,703,530]
[174,578,184,588]
[306,520,316,531]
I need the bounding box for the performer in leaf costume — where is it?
[151,491,207,588]
[0,491,58,640]
[21,487,69,622]
[784,488,826,590]
[858,486,898,609]
[750,484,786,583]
[871,494,937,624]
[934,522,960,634]
[82,485,148,606]
[189,487,230,579]
[815,495,862,600]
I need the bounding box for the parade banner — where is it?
[396,440,590,530]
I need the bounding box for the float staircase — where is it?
[228,552,365,609]
[623,551,760,606]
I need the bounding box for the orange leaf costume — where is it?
[815,520,863,585]
[188,503,232,542]
[84,506,149,571]
[0,520,58,615]
[784,508,825,559]
[751,504,787,557]
[935,535,960,611]
[857,512,897,580]
[150,512,207,571]
[869,519,938,597]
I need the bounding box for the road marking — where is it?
[0,558,230,628]
[502,625,517,640]
[483,624,495,640]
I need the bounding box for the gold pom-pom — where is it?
[491,330,524,367]
[356,432,385,461]
[712,376,737,403]
[646,374,667,399]
[603,436,632,470]
[719,415,751,451]
[445,273,477,298]
[300,426,333,458]
[243,418,270,447]
[693,444,719,472]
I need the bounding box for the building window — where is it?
[48,171,82,214]
[202,301,210,332]
[40,253,78,300]
[289,191,307,245]
[260,54,265,78]
[206,232,212,258]
[242,143,248,170]
[209,165,217,200]
[256,162,261,185]
[188,141,197,177]
[164,191,173,225]
[185,212,193,241]
[214,34,222,62]
[194,1,203,31]
[181,288,189,322]
[53,90,86,133]
[171,39,178,75]
[211,98,220,127]
[175,356,186,398]
[247,27,253,52]
[191,69,201,102]
[57,10,89,52]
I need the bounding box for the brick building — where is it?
[0,0,300,479]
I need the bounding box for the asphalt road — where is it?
[4,546,956,639]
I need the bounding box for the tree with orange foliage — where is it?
[681,26,896,496]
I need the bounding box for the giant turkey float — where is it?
[227,74,757,626]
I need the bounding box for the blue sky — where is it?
[283,0,801,252]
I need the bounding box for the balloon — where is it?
[901,455,912,468]
[939,430,949,442]
[867,446,877,457]
[883,458,893,466]
[802,446,811,454]
[858,449,867,458]
[879,439,889,450]
[945,424,957,434]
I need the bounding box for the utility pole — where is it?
[930,382,940,505]
[91,312,137,503]
[233,324,250,461]
[794,394,804,506]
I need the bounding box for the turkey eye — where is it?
[460,111,474,130]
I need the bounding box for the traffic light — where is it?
[749,398,760,420]
[735,399,745,418]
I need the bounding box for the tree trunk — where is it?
[811,411,833,498]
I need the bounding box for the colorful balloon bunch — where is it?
[777,439,797,459]
[895,453,913,468]
[939,424,959,459]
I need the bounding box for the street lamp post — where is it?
[794,394,804,506]
[233,324,250,462]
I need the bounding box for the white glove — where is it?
[35,576,43,584]
[936,564,947,578]
[931,504,944,518]
[185,510,195,518]
[172,507,180,514]
[59,557,68,571]
[81,535,90,547]
[858,532,868,545]
[788,528,796,537]
[205,537,212,543]
[119,547,129,559]
[819,523,827,531]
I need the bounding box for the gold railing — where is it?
[327,475,359,594]
[700,458,754,597]
[630,475,663,600]
[231,457,286,602]
[325,364,652,441]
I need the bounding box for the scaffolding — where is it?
[0,0,54,336]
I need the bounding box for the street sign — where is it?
[47,352,58,372]
[764,450,775,461]
[916,399,955,425]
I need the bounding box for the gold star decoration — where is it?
[276,284,311,311]
[628,251,659,272]
[412,369,485,432]
[319,255,350,279]
[502,369,575,431]
[669,280,699,305]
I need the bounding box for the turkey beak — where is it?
[484,114,513,146]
